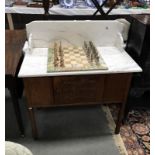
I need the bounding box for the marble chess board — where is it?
[47,41,108,72]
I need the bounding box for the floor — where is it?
[5,95,124,155]
[109,105,150,155]
[5,89,150,155]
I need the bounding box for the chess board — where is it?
[47,44,108,72]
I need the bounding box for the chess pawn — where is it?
[90,53,94,62]
[54,42,58,56]
[54,59,58,67]
[60,59,64,67]
[87,46,90,57]
[59,41,62,55]
[95,57,100,66]
[54,51,59,64]
[94,51,98,59]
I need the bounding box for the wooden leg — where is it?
[28,107,38,139]
[6,13,14,30]
[10,89,24,136]
[123,103,130,124]
[115,74,132,134]
[17,78,24,99]
[115,102,126,134]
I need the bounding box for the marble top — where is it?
[18,42,142,77]
[18,20,142,77]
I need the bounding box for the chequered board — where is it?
[64,47,89,68]
[47,46,108,72]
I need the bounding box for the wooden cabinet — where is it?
[24,77,54,107]
[53,75,105,105]
[24,73,132,107]
[103,74,131,103]
[23,73,132,138]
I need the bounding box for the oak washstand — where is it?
[18,21,142,139]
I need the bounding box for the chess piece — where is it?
[59,41,62,56]
[54,42,60,67]
[89,41,100,66]
[60,52,64,67]
[84,41,90,57]
[90,53,93,62]
[58,41,64,67]
[87,46,90,57]
[89,41,99,61]
[95,55,100,66]
[88,43,93,60]
[60,59,64,67]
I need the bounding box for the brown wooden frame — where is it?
[23,73,132,139]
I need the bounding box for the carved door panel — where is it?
[53,75,105,105]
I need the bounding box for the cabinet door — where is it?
[24,77,54,107]
[53,75,105,105]
[103,73,132,103]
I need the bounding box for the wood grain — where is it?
[53,75,105,105]
[5,30,26,76]
[24,77,54,107]
[103,73,132,103]
[24,74,132,107]
[23,73,133,137]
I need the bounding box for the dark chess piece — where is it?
[95,55,100,66]
[90,53,93,62]
[59,41,62,55]
[54,42,60,67]
[89,41,96,53]
[54,55,59,67]
[60,59,64,67]
[87,46,90,57]
[58,41,65,67]
[84,41,89,56]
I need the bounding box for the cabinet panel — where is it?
[23,74,132,107]
[53,75,105,105]
[103,73,132,103]
[24,77,54,107]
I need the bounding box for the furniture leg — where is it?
[115,74,133,134]
[28,107,38,139]
[10,88,24,136]
[17,78,24,98]
[6,13,14,30]
[123,103,130,124]
[115,102,125,134]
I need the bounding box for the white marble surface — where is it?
[26,20,124,48]
[18,20,141,77]
[5,5,150,15]
[18,43,142,77]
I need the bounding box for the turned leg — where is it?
[115,74,132,134]
[28,107,38,139]
[115,102,125,134]
[10,88,24,136]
